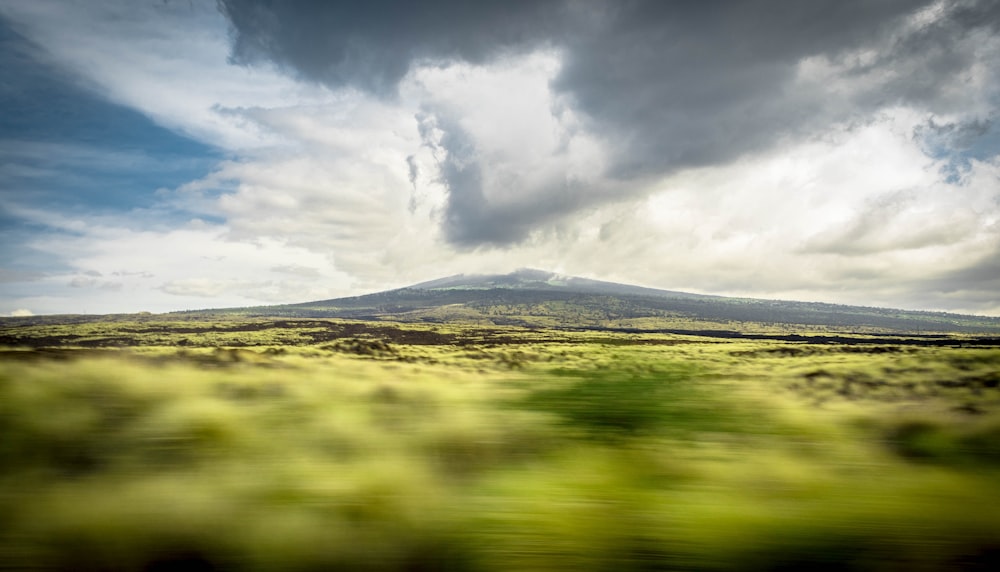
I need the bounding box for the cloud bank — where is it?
[0,0,998,315]
[218,0,1000,244]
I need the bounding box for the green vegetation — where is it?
[1,316,999,570]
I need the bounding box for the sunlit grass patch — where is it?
[0,358,522,570]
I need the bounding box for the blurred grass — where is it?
[514,364,752,439]
[0,326,999,570]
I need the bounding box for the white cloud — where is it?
[405,52,608,201]
[10,308,33,317]
[271,265,321,278]
[8,212,354,313]
[161,278,269,299]
[522,114,1000,313]
[0,0,325,150]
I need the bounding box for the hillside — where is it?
[195,269,1000,335]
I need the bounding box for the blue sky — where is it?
[1,0,999,316]
[0,32,218,218]
[0,14,225,311]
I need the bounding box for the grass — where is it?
[0,318,999,570]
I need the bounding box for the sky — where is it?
[1,0,999,316]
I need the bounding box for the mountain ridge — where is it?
[407,268,705,299]
[254,269,1000,335]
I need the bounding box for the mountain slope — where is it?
[207,269,1000,335]
[409,269,701,298]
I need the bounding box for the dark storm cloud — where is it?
[551,0,934,178]
[849,0,1000,111]
[551,0,1000,179]
[218,0,999,245]
[216,0,568,95]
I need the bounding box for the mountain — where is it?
[410,269,702,298]
[205,269,1000,335]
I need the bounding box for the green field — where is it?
[1,317,999,570]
